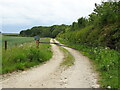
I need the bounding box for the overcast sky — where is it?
[0,0,102,33]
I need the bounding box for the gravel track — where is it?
[1,39,99,88]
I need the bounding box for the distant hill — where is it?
[2,33,19,36]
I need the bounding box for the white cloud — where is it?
[0,0,102,32]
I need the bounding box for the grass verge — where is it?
[2,38,52,74]
[52,39,75,67]
[60,47,75,67]
[57,38,119,88]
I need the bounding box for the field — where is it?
[2,36,52,74]
[2,35,34,48]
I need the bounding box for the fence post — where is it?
[34,36,40,48]
[15,43,17,47]
[5,41,7,50]
[36,40,39,48]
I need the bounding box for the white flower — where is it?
[107,86,111,88]
[105,47,108,49]
[19,44,23,47]
[110,76,112,78]
[94,50,96,53]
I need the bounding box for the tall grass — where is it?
[2,38,52,74]
[57,38,119,88]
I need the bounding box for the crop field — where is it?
[2,36,52,74]
[2,35,34,48]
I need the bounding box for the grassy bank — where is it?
[2,38,52,74]
[57,38,119,88]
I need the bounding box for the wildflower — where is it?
[110,76,112,78]
[105,47,108,49]
[94,50,96,53]
[19,44,23,48]
[107,86,111,88]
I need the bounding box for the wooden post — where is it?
[36,40,39,48]
[34,36,40,48]
[15,43,17,47]
[5,41,7,50]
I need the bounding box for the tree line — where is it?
[20,1,120,50]
[20,24,69,38]
[57,1,120,50]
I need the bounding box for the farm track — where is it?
[2,39,99,88]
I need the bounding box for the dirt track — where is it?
[2,39,100,88]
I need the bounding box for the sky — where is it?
[0,0,102,33]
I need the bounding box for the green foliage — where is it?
[78,17,88,29]
[93,1,119,26]
[57,1,120,50]
[20,24,69,38]
[2,38,52,74]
